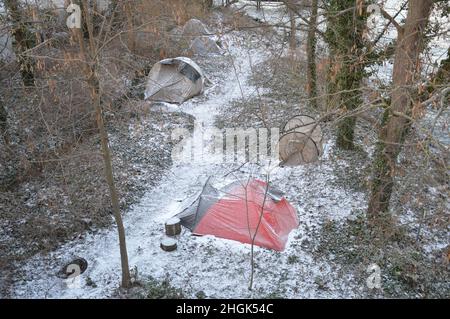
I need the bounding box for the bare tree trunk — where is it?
[90,73,131,288]
[31,6,42,45]
[81,0,96,52]
[4,0,35,86]
[367,0,434,221]
[306,0,318,108]
[0,98,8,145]
[123,0,135,52]
[75,12,132,288]
[288,1,296,51]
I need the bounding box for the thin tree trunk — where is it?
[123,0,135,52]
[306,0,318,108]
[367,0,434,220]
[288,1,296,51]
[81,0,96,52]
[4,0,35,86]
[31,7,42,45]
[0,98,9,145]
[75,12,132,288]
[90,74,131,288]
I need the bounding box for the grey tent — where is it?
[144,57,205,104]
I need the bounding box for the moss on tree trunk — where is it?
[324,0,367,150]
[368,0,434,220]
[306,0,318,109]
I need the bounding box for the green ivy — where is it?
[324,0,372,150]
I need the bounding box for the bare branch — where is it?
[380,8,404,34]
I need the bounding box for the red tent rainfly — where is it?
[176,178,299,251]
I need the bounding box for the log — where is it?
[160,237,177,252]
[165,217,181,236]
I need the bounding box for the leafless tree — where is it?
[73,2,132,288]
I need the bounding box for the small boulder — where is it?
[182,19,211,38]
[189,37,221,55]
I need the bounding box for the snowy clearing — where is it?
[3,1,449,299]
[10,14,367,299]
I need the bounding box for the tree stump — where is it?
[160,237,177,252]
[165,217,181,236]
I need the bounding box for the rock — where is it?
[189,37,221,55]
[182,19,211,39]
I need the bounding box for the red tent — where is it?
[176,178,298,251]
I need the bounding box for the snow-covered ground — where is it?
[233,1,290,28]
[231,0,316,55]
[6,1,448,299]
[10,5,367,298]
[9,29,272,298]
